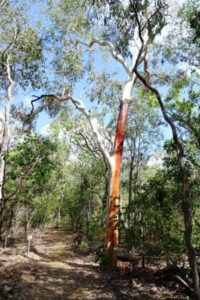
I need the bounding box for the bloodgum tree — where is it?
[33,0,166,267]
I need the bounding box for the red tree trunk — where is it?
[105,99,130,267]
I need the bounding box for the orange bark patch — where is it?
[105,100,130,266]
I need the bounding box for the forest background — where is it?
[0,0,200,298]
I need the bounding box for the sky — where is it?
[13,0,193,150]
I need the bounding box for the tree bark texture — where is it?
[105,99,130,267]
[128,146,135,228]
[0,57,14,239]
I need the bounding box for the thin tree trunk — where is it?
[56,187,64,228]
[138,212,145,268]
[135,70,200,299]
[105,98,130,267]
[182,172,200,299]
[128,145,135,228]
[0,56,14,239]
[4,203,15,248]
[102,171,110,210]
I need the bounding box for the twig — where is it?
[175,275,193,293]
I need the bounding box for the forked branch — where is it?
[77,38,130,74]
[31,94,112,168]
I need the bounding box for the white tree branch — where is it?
[2,22,19,59]
[129,6,150,75]
[32,94,112,169]
[66,96,112,168]
[77,38,131,75]
[0,55,15,202]
[2,54,15,153]
[0,0,6,7]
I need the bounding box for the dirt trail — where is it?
[0,229,187,300]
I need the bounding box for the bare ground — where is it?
[0,229,189,300]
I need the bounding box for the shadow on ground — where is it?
[0,229,188,300]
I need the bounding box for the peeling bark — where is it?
[101,72,136,267]
[105,98,131,267]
